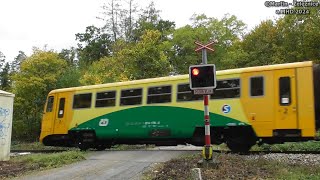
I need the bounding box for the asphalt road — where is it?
[18,148,199,180]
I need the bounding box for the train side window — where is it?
[73,93,92,109]
[147,85,171,104]
[211,79,241,99]
[96,91,116,107]
[279,77,291,105]
[250,76,264,97]
[120,88,142,106]
[58,98,65,118]
[46,96,54,112]
[177,84,202,102]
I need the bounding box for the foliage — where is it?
[126,29,173,79]
[171,14,246,74]
[76,25,112,66]
[56,66,81,88]
[58,47,78,66]
[0,62,11,91]
[11,51,27,73]
[274,5,320,63]
[12,50,67,141]
[80,55,129,85]
[132,2,175,42]
[0,51,5,69]
[80,30,172,84]
[240,20,279,66]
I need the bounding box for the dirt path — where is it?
[17,149,197,180]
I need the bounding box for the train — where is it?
[40,61,320,152]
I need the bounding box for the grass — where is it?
[11,141,77,151]
[0,151,86,179]
[110,144,156,150]
[143,153,320,180]
[11,141,156,151]
[12,151,86,168]
[252,141,320,151]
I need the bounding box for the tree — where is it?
[0,62,11,90]
[99,0,139,41]
[80,30,172,84]
[0,51,5,70]
[240,20,279,66]
[12,50,67,141]
[274,5,320,63]
[127,29,173,79]
[11,51,27,73]
[171,14,246,74]
[80,55,129,85]
[76,26,112,66]
[120,0,138,41]
[132,2,175,42]
[59,47,78,66]
[99,0,122,41]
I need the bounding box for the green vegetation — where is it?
[11,141,77,151]
[0,1,319,141]
[110,144,155,150]
[12,151,86,169]
[0,151,86,179]
[252,141,320,152]
[143,153,320,180]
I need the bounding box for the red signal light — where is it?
[192,68,200,76]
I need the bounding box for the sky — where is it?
[0,0,277,62]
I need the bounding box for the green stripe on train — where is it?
[71,106,248,139]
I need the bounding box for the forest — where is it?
[0,1,319,141]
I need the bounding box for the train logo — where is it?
[99,119,109,127]
[222,104,231,114]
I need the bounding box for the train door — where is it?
[274,69,298,129]
[53,93,68,134]
[241,71,274,137]
[41,95,56,134]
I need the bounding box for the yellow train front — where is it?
[39,61,320,152]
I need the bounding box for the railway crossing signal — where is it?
[192,41,219,166]
[189,64,216,90]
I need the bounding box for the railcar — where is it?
[40,61,320,152]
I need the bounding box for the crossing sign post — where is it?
[191,41,218,164]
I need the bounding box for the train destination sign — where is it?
[193,88,214,95]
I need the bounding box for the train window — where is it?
[96,91,116,108]
[73,93,92,109]
[58,98,65,118]
[46,96,54,112]
[120,88,142,106]
[147,85,172,104]
[211,79,241,99]
[177,84,202,102]
[250,76,264,97]
[279,77,291,105]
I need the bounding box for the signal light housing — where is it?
[189,64,217,90]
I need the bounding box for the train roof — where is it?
[50,61,313,94]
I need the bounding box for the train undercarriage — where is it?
[42,125,317,152]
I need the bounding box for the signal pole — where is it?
[194,41,218,165]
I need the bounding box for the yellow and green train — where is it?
[40,61,320,152]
